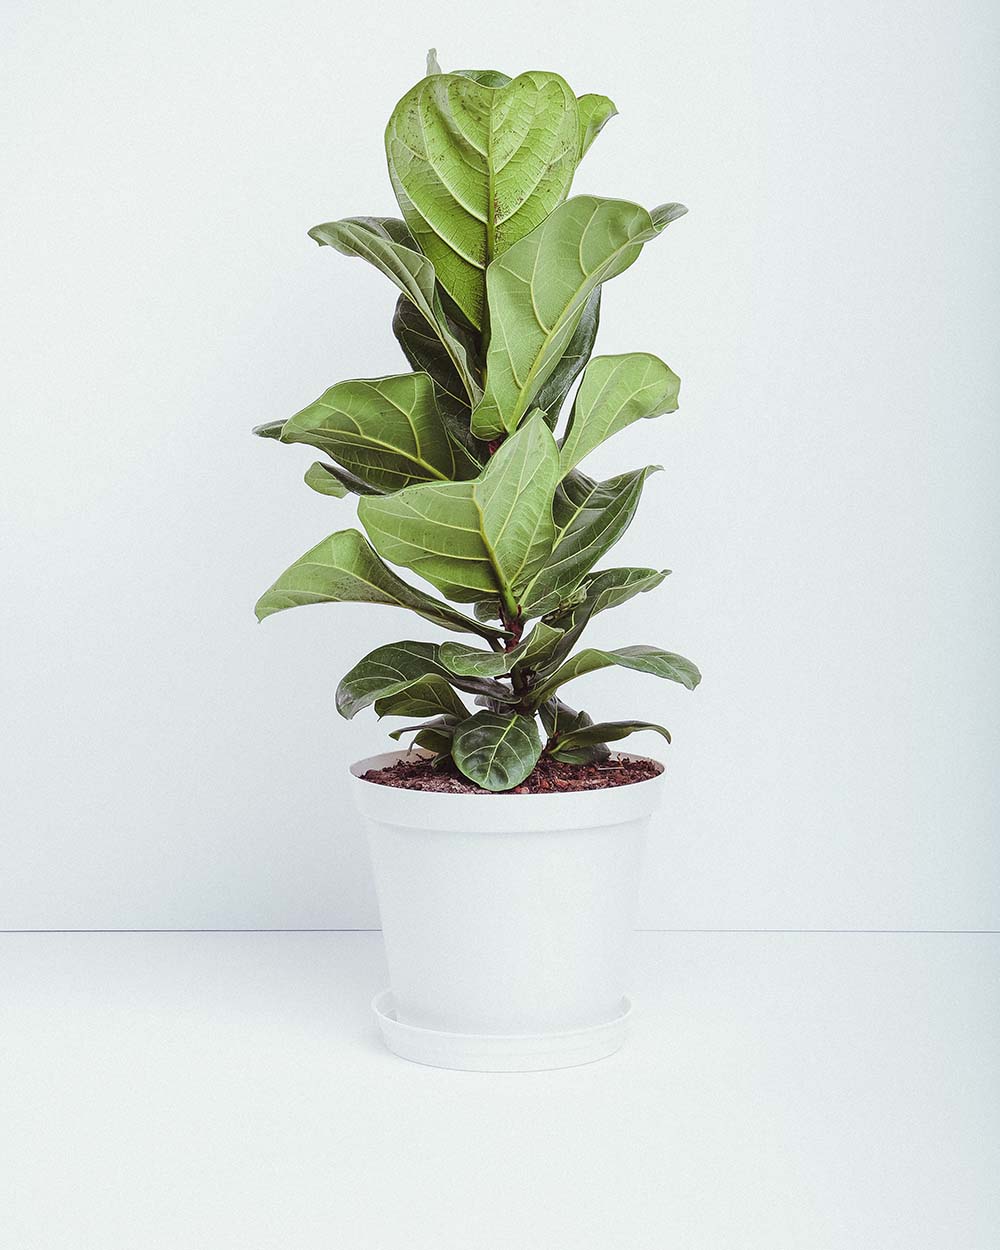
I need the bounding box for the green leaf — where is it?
[376,677,469,722]
[337,642,457,720]
[531,289,601,431]
[650,203,688,230]
[254,528,505,641]
[439,621,564,678]
[539,698,609,764]
[549,719,670,762]
[539,697,588,740]
[533,644,702,704]
[521,465,661,616]
[280,373,478,493]
[389,715,460,755]
[303,462,349,497]
[337,640,514,720]
[253,420,284,440]
[385,71,581,330]
[452,711,543,791]
[558,353,680,476]
[542,566,672,660]
[574,566,671,617]
[472,196,674,438]
[303,461,381,498]
[576,94,617,158]
[309,217,481,404]
[455,69,513,87]
[392,295,479,430]
[358,411,559,609]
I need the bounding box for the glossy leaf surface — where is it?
[451,711,543,790]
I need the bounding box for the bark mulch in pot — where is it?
[360,753,661,794]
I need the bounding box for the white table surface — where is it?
[2,931,997,1249]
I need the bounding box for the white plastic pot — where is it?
[349,749,665,1071]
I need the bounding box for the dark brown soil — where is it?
[361,753,661,794]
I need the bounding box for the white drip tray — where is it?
[371,990,633,1072]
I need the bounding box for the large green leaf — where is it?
[254,528,505,640]
[531,288,601,431]
[337,640,514,720]
[385,71,581,330]
[438,621,564,678]
[280,373,478,493]
[521,465,661,616]
[472,196,679,438]
[357,412,559,611]
[533,644,702,704]
[309,216,481,404]
[451,711,543,791]
[558,353,680,475]
[548,719,671,762]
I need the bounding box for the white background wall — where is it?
[2,0,997,931]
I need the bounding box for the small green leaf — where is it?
[539,697,588,740]
[472,196,675,438]
[253,420,284,440]
[390,715,460,756]
[254,529,506,641]
[303,461,380,498]
[303,462,349,497]
[549,719,670,762]
[576,93,617,158]
[533,644,701,705]
[385,71,582,329]
[452,711,543,791]
[650,203,688,230]
[558,353,680,476]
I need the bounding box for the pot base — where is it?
[371,990,632,1072]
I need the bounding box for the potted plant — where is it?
[254,53,700,1070]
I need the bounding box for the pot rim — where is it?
[348,747,664,795]
[347,748,666,832]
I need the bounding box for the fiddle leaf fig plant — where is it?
[255,54,701,791]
